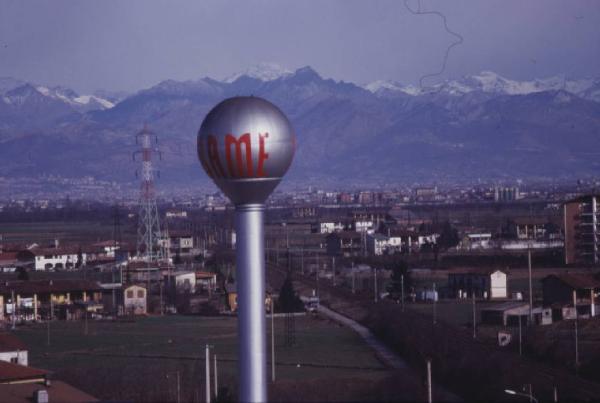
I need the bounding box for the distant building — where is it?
[564,195,600,265]
[541,273,600,318]
[0,361,98,402]
[165,231,194,255]
[195,272,217,293]
[28,247,87,271]
[366,233,403,255]
[0,279,103,322]
[319,221,345,234]
[448,269,507,299]
[123,285,147,315]
[164,271,196,294]
[0,334,27,366]
[494,186,520,202]
[326,232,363,257]
[415,187,437,202]
[480,302,552,326]
[460,233,492,250]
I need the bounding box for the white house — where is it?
[0,334,28,366]
[31,247,87,271]
[367,234,389,255]
[355,220,374,233]
[319,222,345,234]
[461,233,493,250]
[123,285,147,315]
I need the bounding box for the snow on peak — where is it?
[364,80,420,96]
[34,85,114,109]
[366,71,599,100]
[224,62,293,83]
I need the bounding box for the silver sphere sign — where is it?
[198,96,295,205]
[197,96,295,403]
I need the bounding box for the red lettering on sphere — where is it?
[225,133,253,177]
[257,132,269,177]
[207,135,226,178]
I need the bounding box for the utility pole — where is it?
[205,344,211,403]
[472,292,476,339]
[214,354,218,399]
[518,314,522,356]
[401,274,405,312]
[176,371,181,403]
[528,248,533,324]
[351,261,356,294]
[432,283,437,325]
[271,299,275,382]
[426,359,432,403]
[332,256,336,286]
[373,268,378,303]
[11,290,15,330]
[573,290,579,372]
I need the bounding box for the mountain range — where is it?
[1,64,600,193]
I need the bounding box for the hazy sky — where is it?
[0,0,599,93]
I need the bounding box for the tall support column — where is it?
[236,204,267,403]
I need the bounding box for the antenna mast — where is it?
[134,125,163,262]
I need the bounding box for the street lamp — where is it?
[504,384,538,403]
[197,96,295,403]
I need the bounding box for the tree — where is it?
[277,275,304,313]
[16,267,29,281]
[75,246,84,269]
[437,221,460,250]
[385,260,411,298]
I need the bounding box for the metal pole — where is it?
[472,292,476,339]
[332,256,336,286]
[236,204,267,402]
[214,354,218,399]
[205,344,211,403]
[177,371,181,403]
[528,383,533,403]
[528,248,533,324]
[427,359,432,403]
[374,268,378,303]
[271,300,275,382]
[401,274,405,312]
[11,290,15,330]
[433,283,437,325]
[573,290,579,371]
[519,314,522,356]
[553,385,558,402]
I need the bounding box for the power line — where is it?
[404,0,464,90]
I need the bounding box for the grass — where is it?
[14,314,389,401]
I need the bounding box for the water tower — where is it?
[197,97,295,402]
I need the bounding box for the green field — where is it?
[15,315,389,401]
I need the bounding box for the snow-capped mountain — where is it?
[224,62,293,83]
[35,85,114,111]
[2,65,600,191]
[364,71,600,102]
[0,79,114,113]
